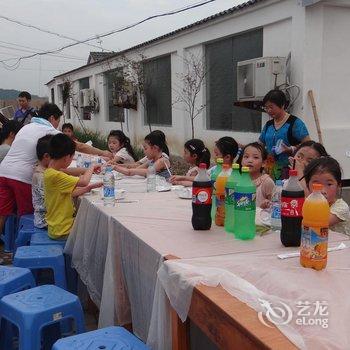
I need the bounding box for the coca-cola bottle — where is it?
[192,163,212,230]
[281,169,305,246]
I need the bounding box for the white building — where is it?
[46,0,350,178]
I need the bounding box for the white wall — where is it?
[48,0,350,179]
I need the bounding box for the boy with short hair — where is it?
[32,135,53,229]
[0,120,21,163]
[44,133,102,239]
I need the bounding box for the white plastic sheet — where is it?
[153,243,350,350]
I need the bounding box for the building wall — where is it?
[47,0,350,176]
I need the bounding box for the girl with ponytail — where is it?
[107,130,136,164]
[170,138,211,187]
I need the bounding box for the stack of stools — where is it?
[0,285,85,350]
[15,214,36,251]
[53,326,150,350]
[30,231,66,249]
[0,215,17,253]
[14,245,67,289]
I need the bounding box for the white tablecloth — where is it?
[153,242,350,350]
[65,178,349,347]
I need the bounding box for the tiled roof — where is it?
[88,51,116,63]
[49,0,266,81]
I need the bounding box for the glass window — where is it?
[105,70,125,122]
[144,55,172,126]
[206,29,263,132]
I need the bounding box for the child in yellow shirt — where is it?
[44,134,102,239]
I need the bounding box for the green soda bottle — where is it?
[224,163,240,233]
[210,158,223,220]
[233,166,256,240]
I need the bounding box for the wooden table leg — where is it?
[171,307,190,350]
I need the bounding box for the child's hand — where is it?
[92,164,102,174]
[100,150,113,159]
[169,175,180,184]
[88,182,103,191]
[260,199,271,209]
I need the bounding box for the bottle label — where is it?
[234,192,256,211]
[281,197,304,217]
[225,188,235,205]
[216,193,225,208]
[301,225,328,261]
[271,204,281,220]
[104,186,115,198]
[192,187,212,205]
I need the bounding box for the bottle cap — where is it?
[312,183,323,191]
[289,169,298,176]
[199,163,207,169]
[276,180,283,186]
[232,163,240,169]
[241,166,250,173]
[216,158,224,164]
[222,164,230,170]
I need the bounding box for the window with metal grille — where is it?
[144,55,172,126]
[105,69,125,122]
[79,77,91,121]
[206,29,263,132]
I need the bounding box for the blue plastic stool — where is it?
[53,326,150,350]
[0,285,85,350]
[30,231,66,249]
[0,215,17,253]
[0,266,35,298]
[13,245,67,289]
[17,214,34,231]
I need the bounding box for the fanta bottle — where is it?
[300,183,330,270]
[211,158,223,220]
[233,167,256,240]
[215,164,231,226]
[224,163,240,233]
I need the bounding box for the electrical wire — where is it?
[0,0,215,69]
[0,15,111,52]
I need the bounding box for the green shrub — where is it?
[74,128,108,150]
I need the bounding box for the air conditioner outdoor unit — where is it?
[79,88,95,108]
[237,57,287,101]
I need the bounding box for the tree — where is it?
[174,52,208,139]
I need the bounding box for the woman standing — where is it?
[259,90,310,180]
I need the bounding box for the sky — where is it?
[0,0,246,96]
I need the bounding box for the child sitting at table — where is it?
[240,142,275,209]
[304,157,350,235]
[107,130,136,164]
[208,136,239,176]
[170,139,211,186]
[32,135,53,229]
[44,134,102,239]
[113,132,171,179]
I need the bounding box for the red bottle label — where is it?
[192,187,212,205]
[281,197,304,217]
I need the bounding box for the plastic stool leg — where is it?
[19,324,41,350]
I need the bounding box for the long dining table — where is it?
[64,176,350,349]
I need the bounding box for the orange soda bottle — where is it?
[215,164,231,226]
[300,183,330,270]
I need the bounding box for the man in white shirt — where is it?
[0,102,112,233]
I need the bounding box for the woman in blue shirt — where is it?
[259,90,310,180]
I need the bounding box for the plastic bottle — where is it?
[192,163,212,230]
[281,169,305,247]
[224,163,240,233]
[76,154,83,168]
[210,158,223,220]
[215,164,231,226]
[103,166,115,207]
[270,180,283,232]
[147,163,156,192]
[300,183,330,270]
[233,167,256,240]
